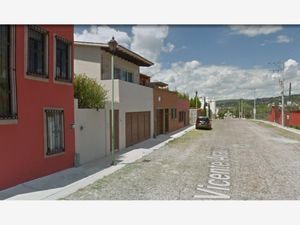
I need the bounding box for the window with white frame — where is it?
[55,36,72,82]
[0,25,17,120]
[45,109,65,156]
[27,25,48,77]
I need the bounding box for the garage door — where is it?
[126,111,150,147]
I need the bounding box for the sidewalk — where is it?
[254,119,300,135]
[0,125,194,200]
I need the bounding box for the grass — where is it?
[254,121,300,141]
[289,125,300,130]
[166,126,214,146]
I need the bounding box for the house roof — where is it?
[149,81,169,88]
[75,41,154,67]
[140,73,151,78]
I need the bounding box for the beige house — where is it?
[74,41,154,159]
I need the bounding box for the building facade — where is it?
[0,25,75,190]
[74,41,154,155]
[151,81,189,136]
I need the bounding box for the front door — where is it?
[164,109,169,133]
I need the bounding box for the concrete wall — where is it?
[74,100,107,165]
[101,80,154,150]
[74,45,102,83]
[189,109,202,124]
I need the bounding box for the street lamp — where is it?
[108,37,118,165]
[195,91,198,109]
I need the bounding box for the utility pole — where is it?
[253,89,256,120]
[195,91,198,109]
[238,99,241,119]
[269,61,285,127]
[279,78,285,126]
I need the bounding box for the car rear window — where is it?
[199,117,209,121]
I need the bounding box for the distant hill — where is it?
[216,94,300,107]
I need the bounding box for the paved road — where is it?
[65,119,300,200]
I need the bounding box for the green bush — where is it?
[74,74,107,109]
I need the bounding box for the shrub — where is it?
[74,74,107,109]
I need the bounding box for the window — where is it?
[114,67,121,79]
[171,108,177,119]
[120,70,127,81]
[27,26,48,77]
[179,111,185,122]
[0,25,17,120]
[128,72,133,82]
[55,36,71,82]
[45,109,65,156]
[113,67,134,83]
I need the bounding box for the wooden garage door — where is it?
[126,111,150,147]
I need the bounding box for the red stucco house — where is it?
[0,25,75,190]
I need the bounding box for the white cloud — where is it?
[284,59,299,79]
[131,25,171,62]
[74,25,300,100]
[162,42,175,52]
[74,25,131,48]
[230,25,283,37]
[276,35,293,43]
[75,25,173,77]
[150,59,300,100]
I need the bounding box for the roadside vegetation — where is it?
[254,121,300,141]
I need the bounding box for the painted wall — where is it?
[101,80,154,150]
[0,25,75,190]
[74,45,102,83]
[153,88,190,134]
[153,88,178,134]
[288,111,300,126]
[74,100,107,165]
[177,98,190,127]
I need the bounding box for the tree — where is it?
[177,91,189,100]
[74,74,107,109]
[189,96,201,108]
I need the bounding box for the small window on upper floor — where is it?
[27,25,48,78]
[55,36,72,82]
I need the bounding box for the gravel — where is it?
[65,119,300,200]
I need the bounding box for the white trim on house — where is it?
[75,41,154,67]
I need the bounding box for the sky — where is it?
[75,25,300,100]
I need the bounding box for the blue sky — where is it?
[74,25,300,100]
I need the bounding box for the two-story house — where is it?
[0,25,75,190]
[74,41,154,155]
